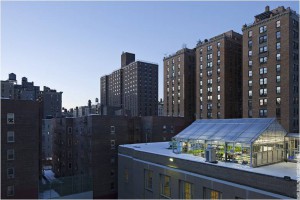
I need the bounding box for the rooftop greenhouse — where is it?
[171,118,287,167]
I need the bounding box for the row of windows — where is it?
[166,56,181,66]
[248,87,281,97]
[248,21,281,38]
[144,170,222,199]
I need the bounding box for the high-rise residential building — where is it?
[242,6,299,132]
[100,75,109,106]
[195,30,243,119]
[163,48,196,119]
[100,52,158,116]
[1,99,40,199]
[41,86,63,118]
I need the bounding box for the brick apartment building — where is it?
[242,6,299,132]
[52,115,192,198]
[195,30,243,119]
[100,52,158,116]
[1,99,40,198]
[163,48,196,119]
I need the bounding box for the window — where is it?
[248,60,252,67]
[178,56,180,62]
[7,167,14,179]
[160,174,171,198]
[7,113,14,124]
[260,88,267,96]
[7,131,14,143]
[276,20,280,28]
[276,53,281,61]
[7,149,14,160]
[248,100,252,108]
[217,42,221,48]
[248,71,252,77]
[276,64,281,72]
[217,51,220,57]
[145,169,153,190]
[248,40,252,48]
[217,86,221,92]
[259,25,267,33]
[248,30,252,37]
[217,77,220,83]
[207,45,212,51]
[180,181,192,199]
[68,163,72,169]
[259,57,267,63]
[204,187,222,199]
[248,80,252,87]
[217,60,220,66]
[248,90,252,97]
[276,76,281,83]
[259,46,267,53]
[259,109,268,117]
[208,96,212,101]
[276,98,281,105]
[200,57,203,62]
[7,186,14,196]
[276,31,281,39]
[110,126,115,134]
[259,67,267,74]
[248,50,252,57]
[276,87,281,94]
[260,98,267,106]
[276,42,280,50]
[259,35,267,44]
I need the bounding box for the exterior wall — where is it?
[163,48,196,119]
[1,81,15,99]
[42,118,55,165]
[100,75,109,106]
[242,6,299,132]
[121,52,135,68]
[195,30,242,119]
[1,99,40,199]
[118,146,296,199]
[108,69,123,108]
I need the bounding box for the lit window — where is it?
[7,131,14,143]
[180,181,192,199]
[276,20,280,28]
[7,113,14,124]
[160,174,171,198]
[204,187,222,199]
[217,95,221,100]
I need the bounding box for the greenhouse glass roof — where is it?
[173,118,287,143]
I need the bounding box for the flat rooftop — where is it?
[120,142,298,180]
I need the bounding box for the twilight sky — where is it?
[1,1,299,109]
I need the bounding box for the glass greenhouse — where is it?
[172,118,287,167]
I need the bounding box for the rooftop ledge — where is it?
[119,142,298,180]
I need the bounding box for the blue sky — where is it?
[1,1,299,109]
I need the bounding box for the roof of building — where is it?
[173,118,287,144]
[120,142,297,180]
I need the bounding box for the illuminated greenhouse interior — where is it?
[171,118,287,167]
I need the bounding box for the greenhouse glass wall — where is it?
[172,118,287,167]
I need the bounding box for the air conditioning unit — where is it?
[205,146,216,163]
